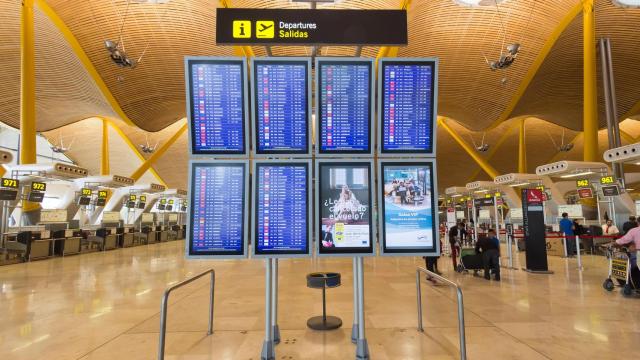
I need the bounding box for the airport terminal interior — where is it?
[2,0,640,359]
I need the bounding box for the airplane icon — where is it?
[256,21,275,38]
[259,23,273,32]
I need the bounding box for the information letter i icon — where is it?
[233,20,251,38]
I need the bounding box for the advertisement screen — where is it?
[253,58,310,155]
[188,162,248,258]
[317,161,373,255]
[187,58,247,155]
[317,59,372,154]
[254,161,310,257]
[379,161,437,254]
[380,60,436,155]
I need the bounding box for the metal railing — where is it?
[158,269,215,360]
[416,267,467,360]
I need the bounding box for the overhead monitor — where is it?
[316,58,374,156]
[166,205,173,211]
[185,57,248,156]
[96,198,106,207]
[158,204,166,210]
[252,160,312,258]
[127,201,135,208]
[187,160,249,259]
[137,202,146,209]
[28,191,45,203]
[77,196,91,206]
[378,58,438,156]
[378,160,439,255]
[0,189,18,201]
[316,160,374,256]
[252,57,311,156]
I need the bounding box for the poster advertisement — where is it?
[380,162,437,254]
[318,162,373,255]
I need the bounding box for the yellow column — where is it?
[20,0,36,165]
[101,118,110,175]
[518,118,527,173]
[438,118,499,179]
[582,0,598,162]
[130,124,187,181]
[0,166,5,178]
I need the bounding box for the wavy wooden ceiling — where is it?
[2,0,640,189]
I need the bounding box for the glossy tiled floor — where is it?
[0,241,636,359]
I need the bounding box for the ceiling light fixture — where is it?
[560,171,594,179]
[509,182,530,187]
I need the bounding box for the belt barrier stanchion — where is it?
[506,232,513,269]
[562,236,568,258]
[575,235,583,270]
[351,257,359,344]
[261,259,275,360]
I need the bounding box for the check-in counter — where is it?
[52,229,81,256]
[168,225,180,241]
[86,228,117,251]
[8,230,54,261]
[117,227,135,248]
[147,225,159,244]
[157,225,168,242]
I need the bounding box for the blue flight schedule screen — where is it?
[254,61,308,154]
[189,61,245,154]
[381,62,434,153]
[318,61,371,153]
[255,164,309,255]
[190,164,245,256]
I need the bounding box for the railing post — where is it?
[157,269,216,360]
[158,291,170,360]
[416,269,423,332]
[208,271,215,335]
[456,288,467,360]
[415,267,466,360]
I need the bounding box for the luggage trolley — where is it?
[602,245,639,296]
[456,246,481,275]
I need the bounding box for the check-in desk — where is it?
[167,224,180,241]
[117,227,135,248]
[52,229,81,256]
[157,225,168,242]
[134,225,157,244]
[86,227,118,251]
[5,230,54,261]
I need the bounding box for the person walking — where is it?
[448,222,466,270]
[559,212,575,257]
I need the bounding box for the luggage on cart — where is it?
[602,245,640,296]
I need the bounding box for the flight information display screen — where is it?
[253,59,309,154]
[380,60,436,154]
[187,58,247,155]
[188,162,247,257]
[317,161,374,255]
[254,162,310,257]
[379,161,438,255]
[317,59,372,154]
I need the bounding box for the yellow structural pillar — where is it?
[101,119,110,175]
[438,118,499,179]
[0,166,5,178]
[518,118,527,173]
[130,124,187,181]
[20,0,37,165]
[582,0,598,162]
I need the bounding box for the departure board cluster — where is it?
[381,62,435,154]
[189,60,246,155]
[318,60,371,153]
[254,60,309,154]
[190,163,246,256]
[255,163,309,256]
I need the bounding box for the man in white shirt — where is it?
[602,219,620,236]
